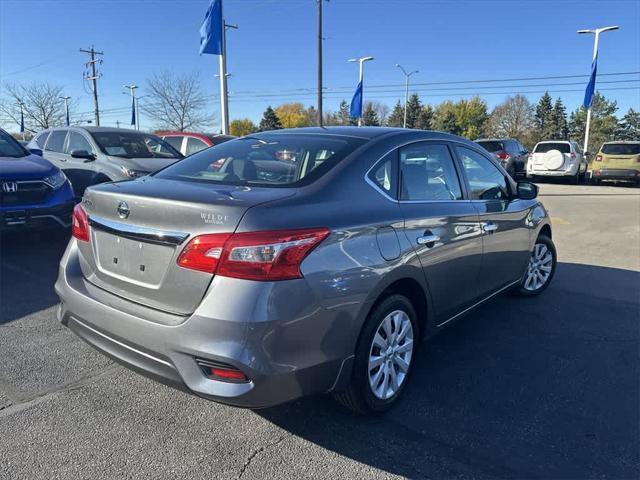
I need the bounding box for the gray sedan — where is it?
[55,127,556,413]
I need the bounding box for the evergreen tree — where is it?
[362,102,380,126]
[550,98,568,139]
[432,101,461,135]
[534,92,554,141]
[415,105,434,130]
[616,108,640,140]
[405,93,422,129]
[386,101,405,127]
[568,91,618,153]
[337,100,356,126]
[258,106,282,131]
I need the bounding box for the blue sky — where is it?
[1,0,639,131]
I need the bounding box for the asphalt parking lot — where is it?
[0,183,638,480]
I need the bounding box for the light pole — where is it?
[395,64,418,128]
[577,25,619,154]
[124,85,139,130]
[348,56,374,126]
[59,96,71,126]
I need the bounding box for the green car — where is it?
[591,141,640,185]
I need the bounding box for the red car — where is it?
[157,132,235,156]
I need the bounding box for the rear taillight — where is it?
[177,227,330,281]
[595,155,603,162]
[496,152,510,160]
[71,204,89,242]
[196,358,248,382]
[176,233,232,273]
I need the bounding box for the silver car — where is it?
[28,127,183,198]
[55,127,556,413]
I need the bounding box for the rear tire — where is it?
[513,234,556,296]
[333,294,418,414]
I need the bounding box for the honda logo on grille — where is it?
[1,182,18,193]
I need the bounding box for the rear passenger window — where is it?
[186,137,208,155]
[369,156,397,199]
[399,143,462,201]
[45,130,67,152]
[163,136,184,153]
[34,131,50,148]
[456,146,509,201]
[65,132,93,154]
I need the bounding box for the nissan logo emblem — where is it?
[117,201,130,219]
[2,181,18,193]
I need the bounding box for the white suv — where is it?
[527,140,588,184]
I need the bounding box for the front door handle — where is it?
[482,222,498,234]
[417,232,440,247]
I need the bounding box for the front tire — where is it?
[514,234,556,296]
[333,295,418,414]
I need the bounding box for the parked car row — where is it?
[475,137,640,186]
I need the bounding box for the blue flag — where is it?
[65,103,70,126]
[20,108,24,133]
[199,0,223,55]
[583,55,597,108]
[350,81,363,118]
[130,96,136,126]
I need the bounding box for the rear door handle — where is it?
[482,223,498,234]
[417,232,440,247]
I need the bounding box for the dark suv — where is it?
[475,138,529,178]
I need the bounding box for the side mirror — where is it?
[29,148,43,157]
[71,149,96,162]
[517,181,538,200]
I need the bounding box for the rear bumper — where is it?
[55,239,354,408]
[592,169,640,181]
[528,163,579,177]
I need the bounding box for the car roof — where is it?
[475,138,514,142]
[602,140,640,144]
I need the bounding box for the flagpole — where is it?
[578,25,619,155]
[60,96,71,126]
[219,0,229,135]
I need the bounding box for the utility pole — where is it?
[395,64,418,128]
[80,46,103,127]
[577,26,619,154]
[124,85,139,130]
[59,96,71,126]
[317,0,324,127]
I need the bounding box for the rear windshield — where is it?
[91,132,182,159]
[155,134,366,187]
[534,142,571,154]
[601,143,640,155]
[476,141,504,152]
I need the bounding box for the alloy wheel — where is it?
[368,310,414,400]
[524,243,553,291]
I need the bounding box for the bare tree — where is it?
[142,71,213,131]
[487,94,535,139]
[369,101,389,125]
[0,82,71,132]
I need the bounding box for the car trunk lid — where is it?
[77,176,294,315]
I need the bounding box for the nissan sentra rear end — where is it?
[54,132,370,407]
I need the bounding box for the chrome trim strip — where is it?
[436,280,520,328]
[88,215,189,246]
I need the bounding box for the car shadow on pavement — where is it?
[258,262,640,479]
[0,230,70,325]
